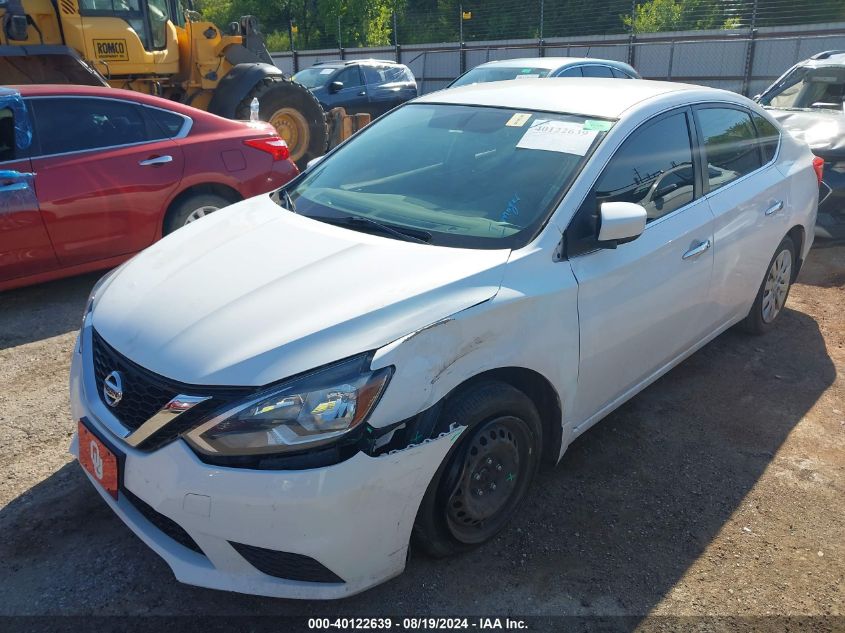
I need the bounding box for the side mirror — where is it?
[329,81,344,94]
[752,94,761,102]
[597,201,646,246]
[305,155,325,170]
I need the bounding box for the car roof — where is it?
[801,51,845,67]
[311,58,402,68]
[472,56,626,71]
[417,77,726,119]
[9,84,238,123]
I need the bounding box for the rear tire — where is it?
[741,236,796,334]
[413,381,542,558]
[163,192,232,235]
[236,76,328,170]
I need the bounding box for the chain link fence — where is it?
[263,0,845,51]
[272,20,845,97]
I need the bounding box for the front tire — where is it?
[741,236,796,334]
[413,381,542,558]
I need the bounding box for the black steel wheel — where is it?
[413,381,542,557]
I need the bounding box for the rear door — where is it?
[0,104,58,283]
[694,105,788,326]
[568,108,716,427]
[362,65,418,117]
[28,96,185,267]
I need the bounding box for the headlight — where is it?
[184,354,392,456]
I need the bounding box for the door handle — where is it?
[682,239,711,260]
[0,181,29,193]
[139,155,173,167]
[765,200,783,216]
[358,91,367,96]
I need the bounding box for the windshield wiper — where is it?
[281,189,298,214]
[318,215,431,244]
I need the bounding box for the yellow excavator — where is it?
[0,0,327,166]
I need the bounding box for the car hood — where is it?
[92,197,510,386]
[767,108,845,159]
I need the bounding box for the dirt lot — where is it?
[0,246,843,626]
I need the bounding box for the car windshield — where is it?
[293,67,338,89]
[285,103,612,249]
[761,65,845,111]
[451,66,552,87]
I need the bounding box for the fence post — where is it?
[460,41,467,74]
[292,50,299,73]
[667,39,675,80]
[627,0,637,67]
[395,44,402,64]
[539,39,546,57]
[339,47,345,60]
[742,0,760,96]
[742,29,758,96]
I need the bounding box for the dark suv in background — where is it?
[293,59,418,118]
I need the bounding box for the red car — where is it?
[0,85,298,292]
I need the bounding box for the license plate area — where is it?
[78,418,122,499]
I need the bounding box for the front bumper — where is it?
[69,325,461,599]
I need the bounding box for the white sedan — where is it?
[69,78,818,599]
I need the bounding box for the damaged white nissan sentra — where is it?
[70,78,818,598]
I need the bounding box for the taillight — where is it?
[813,156,825,183]
[244,136,290,161]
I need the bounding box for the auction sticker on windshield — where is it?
[516,119,598,155]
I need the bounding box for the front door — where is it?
[0,103,58,283]
[568,109,716,428]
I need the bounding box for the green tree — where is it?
[622,0,741,33]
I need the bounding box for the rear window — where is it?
[451,66,552,87]
[751,112,780,163]
[363,65,414,85]
[31,97,147,155]
[697,107,763,191]
[146,107,186,138]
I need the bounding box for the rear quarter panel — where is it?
[776,131,819,258]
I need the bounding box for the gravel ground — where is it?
[0,246,843,626]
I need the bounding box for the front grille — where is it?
[122,487,204,555]
[91,330,253,449]
[229,542,345,583]
[92,331,177,431]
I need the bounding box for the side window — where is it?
[382,65,410,83]
[557,66,582,78]
[31,98,147,156]
[0,107,14,162]
[336,67,363,88]
[582,65,614,78]
[697,107,762,192]
[146,107,187,139]
[751,112,780,164]
[611,68,632,79]
[594,111,695,222]
[362,66,382,85]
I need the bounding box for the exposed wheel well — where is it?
[164,183,243,232]
[456,367,563,468]
[786,225,806,280]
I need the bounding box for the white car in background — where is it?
[70,78,818,599]
[448,56,640,87]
